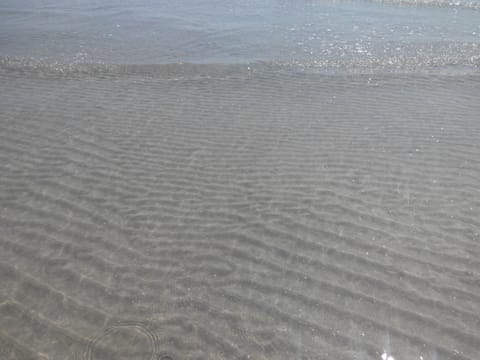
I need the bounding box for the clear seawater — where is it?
[1,1,480,360]
[1,0,479,72]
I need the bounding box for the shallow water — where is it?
[0,1,480,360]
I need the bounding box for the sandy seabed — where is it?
[0,66,479,360]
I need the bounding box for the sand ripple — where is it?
[0,67,479,359]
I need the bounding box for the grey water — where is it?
[1,0,479,72]
[2,1,480,360]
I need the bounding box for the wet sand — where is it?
[0,67,479,359]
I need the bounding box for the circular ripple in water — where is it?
[86,324,158,360]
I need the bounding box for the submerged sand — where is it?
[0,66,479,360]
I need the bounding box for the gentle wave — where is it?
[1,49,479,79]
[369,0,480,10]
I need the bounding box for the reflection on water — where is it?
[0,1,479,360]
[0,0,479,70]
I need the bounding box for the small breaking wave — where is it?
[366,0,480,10]
[1,44,479,80]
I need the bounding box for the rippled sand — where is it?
[0,66,479,360]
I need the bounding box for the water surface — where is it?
[1,1,480,360]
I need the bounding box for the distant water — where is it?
[1,0,479,72]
